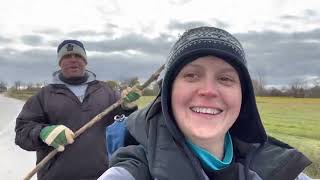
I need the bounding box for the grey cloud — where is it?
[280,8,320,23]
[280,15,301,20]
[84,33,173,55]
[1,27,319,87]
[0,36,12,44]
[0,48,56,85]
[235,29,320,85]
[0,47,165,85]
[96,0,120,14]
[65,24,119,38]
[104,23,119,31]
[168,20,209,31]
[168,19,229,31]
[21,35,44,46]
[67,30,109,37]
[34,28,63,35]
[88,53,165,82]
[210,19,230,29]
[304,9,318,17]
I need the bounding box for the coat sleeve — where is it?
[102,145,151,180]
[295,173,312,180]
[98,167,136,180]
[15,89,49,151]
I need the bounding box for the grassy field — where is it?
[256,97,320,178]
[137,96,320,178]
[7,90,320,178]
[5,89,39,101]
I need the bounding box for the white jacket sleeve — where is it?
[295,173,312,180]
[98,166,135,180]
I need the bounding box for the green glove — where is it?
[40,125,75,152]
[123,87,142,103]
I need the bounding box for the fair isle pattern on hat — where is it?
[166,26,246,70]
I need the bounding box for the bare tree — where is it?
[308,86,320,98]
[0,81,8,92]
[290,79,306,98]
[312,77,320,87]
[27,82,34,90]
[35,82,43,89]
[120,77,140,90]
[14,80,23,90]
[257,71,267,96]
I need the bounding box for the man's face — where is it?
[171,56,242,145]
[60,53,86,78]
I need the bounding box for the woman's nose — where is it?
[198,80,219,97]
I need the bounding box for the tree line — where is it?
[1,77,320,98]
[252,77,320,98]
[0,77,161,96]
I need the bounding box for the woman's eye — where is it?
[219,75,238,86]
[183,73,199,81]
[220,76,233,82]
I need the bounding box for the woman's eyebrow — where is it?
[218,67,237,73]
[184,63,203,69]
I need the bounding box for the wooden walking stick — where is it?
[23,64,165,180]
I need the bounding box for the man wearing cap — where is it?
[15,40,139,180]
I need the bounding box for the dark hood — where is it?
[160,26,267,144]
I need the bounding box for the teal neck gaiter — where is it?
[187,132,233,170]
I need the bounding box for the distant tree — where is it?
[268,88,285,97]
[252,79,259,94]
[35,82,43,89]
[252,78,266,96]
[312,77,320,87]
[142,82,160,96]
[289,79,306,98]
[307,85,320,98]
[120,77,140,90]
[43,81,48,86]
[26,82,34,90]
[14,80,23,90]
[0,81,8,92]
[252,70,267,96]
[128,77,140,88]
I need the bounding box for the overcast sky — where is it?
[0,0,319,87]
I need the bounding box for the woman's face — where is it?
[171,56,242,144]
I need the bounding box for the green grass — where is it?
[8,91,320,178]
[136,96,157,108]
[256,97,320,178]
[5,89,39,101]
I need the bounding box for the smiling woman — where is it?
[172,56,242,160]
[99,26,312,180]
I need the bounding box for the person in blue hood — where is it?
[98,26,311,180]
